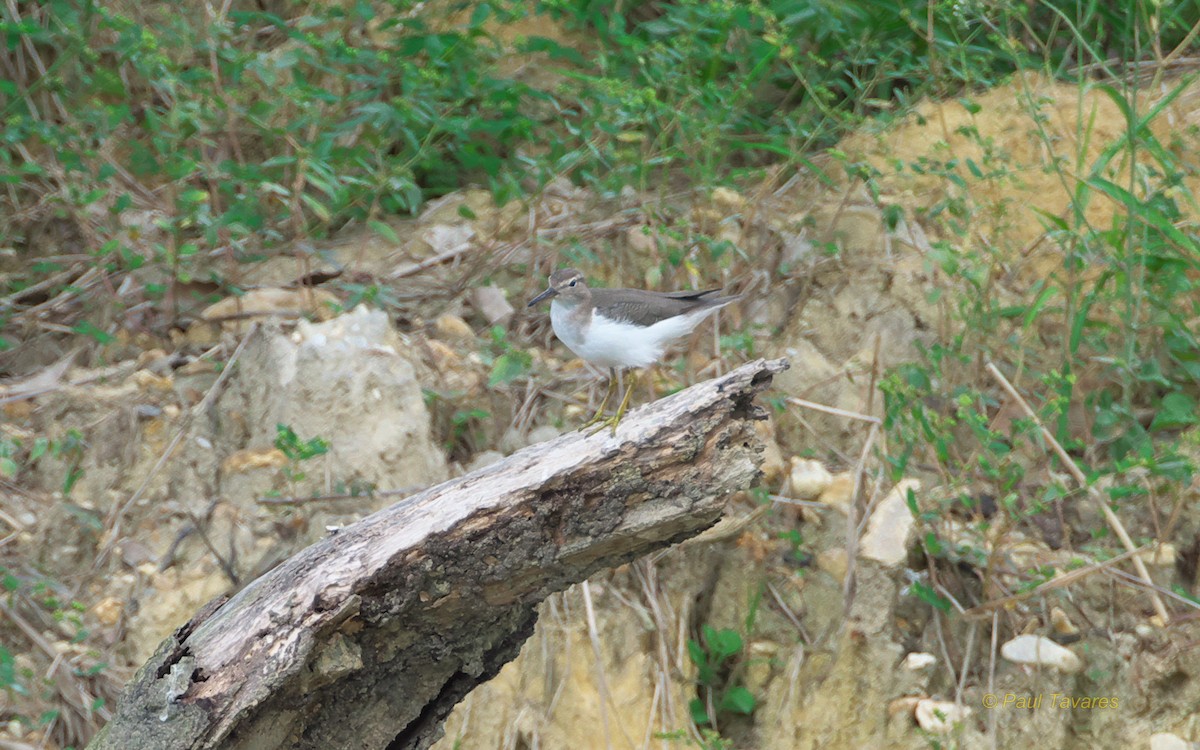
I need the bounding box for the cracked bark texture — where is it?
[89,358,789,750]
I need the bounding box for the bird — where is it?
[527,268,738,434]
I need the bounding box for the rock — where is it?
[93,596,124,626]
[1000,634,1082,673]
[1150,733,1191,750]
[1050,607,1079,637]
[499,427,527,454]
[817,472,856,508]
[887,695,922,718]
[817,548,848,582]
[222,448,288,474]
[424,339,485,395]
[789,458,832,500]
[434,313,476,341]
[470,285,514,326]
[711,186,746,211]
[418,223,475,255]
[859,479,920,566]
[914,699,970,734]
[126,565,230,663]
[216,305,448,507]
[1138,543,1176,567]
[756,425,786,486]
[467,450,504,472]
[527,425,561,445]
[902,652,937,671]
[201,287,340,331]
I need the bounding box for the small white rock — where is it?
[466,450,505,473]
[1000,634,1082,673]
[1050,607,1079,636]
[860,479,921,567]
[470,286,514,326]
[902,652,937,671]
[711,186,746,211]
[527,425,561,445]
[1138,543,1177,567]
[914,699,970,734]
[1149,732,1191,750]
[788,458,833,500]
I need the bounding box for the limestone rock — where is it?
[217,305,448,505]
[711,186,746,211]
[1138,543,1176,567]
[1150,733,1192,750]
[470,285,514,325]
[1000,634,1082,673]
[817,548,849,583]
[817,472,856,509]
[788,458,832,500]
[434,313,475,341]
[859,479,920,566]
[1050,607,1079,637]
[756,421,786,485]
[201,287,339,331]
[467,450,504,472]
[902,652,937,671]
[527,425,562,445]
[914,699,970,734]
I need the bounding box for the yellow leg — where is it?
[581,369,618,428]
[588,370,639,436]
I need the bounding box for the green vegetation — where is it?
[880,72,1200,591]
[687,624,757,727]
[272,422,331,494]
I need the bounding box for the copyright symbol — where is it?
[982,693,998,708]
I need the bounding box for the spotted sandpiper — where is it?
[527,268,738,434]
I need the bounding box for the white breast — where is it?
[550,300,728,369]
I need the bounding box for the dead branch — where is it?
[89,358,788,750]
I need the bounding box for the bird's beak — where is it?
[527,287,557,307]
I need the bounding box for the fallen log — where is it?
[90,357,789,750]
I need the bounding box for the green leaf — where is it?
[179,188,209,205]
[72,321,113,344]
[720,686,756,715]
[0,646,14,688]
[688,698,710,726]
[488,350,531,388]
[705,626,743,661]
[300,193,332,222]
[1151,392,1198,431]
[909,581,951,612]
[369,220,399,244]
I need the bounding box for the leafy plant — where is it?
[483,325,532,388]
[273,423,331,494]
[686,624,757,728]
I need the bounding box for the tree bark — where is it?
[89,358,789,750]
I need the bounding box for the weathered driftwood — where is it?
[90,358,789,750]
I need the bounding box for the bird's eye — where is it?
[568,280,577,287]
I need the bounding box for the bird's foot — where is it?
[579,406,610,430]
[585,413,623,437]
[584,372,637,437]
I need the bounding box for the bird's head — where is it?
[527,268,589,307]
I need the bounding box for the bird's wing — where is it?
[591,288,737,327]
